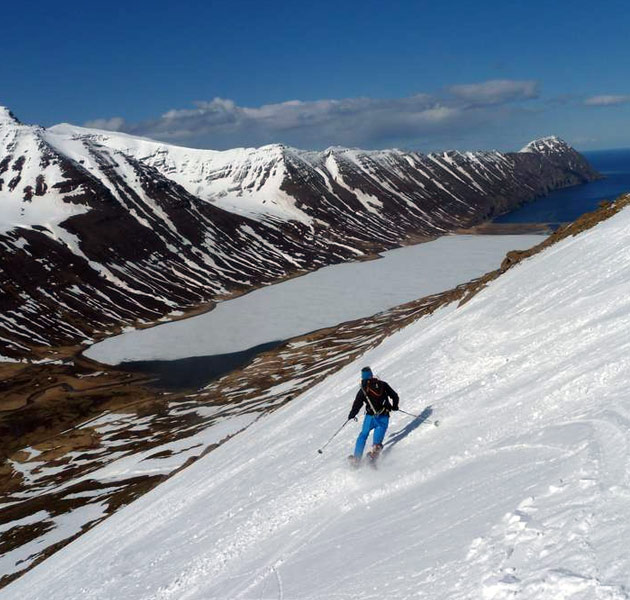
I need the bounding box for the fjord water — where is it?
[495,148,630,224]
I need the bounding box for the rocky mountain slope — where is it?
[0,108,599,360]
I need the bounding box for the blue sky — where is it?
[2,0,630,151]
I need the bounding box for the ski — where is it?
[366,443,382,469]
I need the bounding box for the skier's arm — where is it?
[384,382,399,410]
[348,391,364,420]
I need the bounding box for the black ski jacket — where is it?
[348,378,399,420]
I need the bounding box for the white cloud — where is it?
[120,94,469,148]
[584,95,630,107]
[84,80,541,150]
[448,79,539,105]
[83,116,126,131]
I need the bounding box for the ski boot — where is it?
[347,455,360,469]
[366,443,383,468]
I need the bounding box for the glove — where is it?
[392,405,399,411]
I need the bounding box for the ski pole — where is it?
[398,409,440,427]
[317,419,352,454]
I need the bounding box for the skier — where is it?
[348,366,399,467]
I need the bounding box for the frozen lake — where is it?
[85,234,543,365]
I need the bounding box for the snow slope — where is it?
[6,202,630,598]
[0,109,89,235]
[48,124,309,224]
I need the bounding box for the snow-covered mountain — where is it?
[49,124,598,231]
[0,108,599,360]
[5,193,630,599]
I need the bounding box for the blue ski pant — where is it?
[354,414,389,458]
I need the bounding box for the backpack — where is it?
[365,378,384,400]
[363,378,388,415]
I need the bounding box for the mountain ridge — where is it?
[0,108,600,360]
[45,121,598,225]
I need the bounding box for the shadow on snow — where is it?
[382,405,433,457]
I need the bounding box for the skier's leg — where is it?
[354,415,375,458]
[372,415,389,446]
[365,415,389,465]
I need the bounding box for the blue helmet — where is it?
[361,366,373,381]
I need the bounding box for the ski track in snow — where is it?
[5,207,630,598]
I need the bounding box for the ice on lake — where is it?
[85,234,543,364]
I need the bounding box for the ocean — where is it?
[494,148,630,224]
